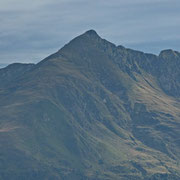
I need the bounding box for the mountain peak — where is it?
[159,49,178,59]
[58,29,102,55]
[84,29,99,36]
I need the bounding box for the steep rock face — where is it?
[0,30,180,180]
[157,50,180,96]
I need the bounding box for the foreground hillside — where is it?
[0,30,180,180]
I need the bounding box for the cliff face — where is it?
[0,30,180,180]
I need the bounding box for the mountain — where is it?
[0,30,180,180]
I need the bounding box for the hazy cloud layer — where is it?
[0,0,180,64]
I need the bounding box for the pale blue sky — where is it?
[0,0,180,64]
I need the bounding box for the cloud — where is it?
[0,0,180,63]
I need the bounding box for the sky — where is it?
[0,0,180,65]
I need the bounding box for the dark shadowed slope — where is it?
[0,30,180,180]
